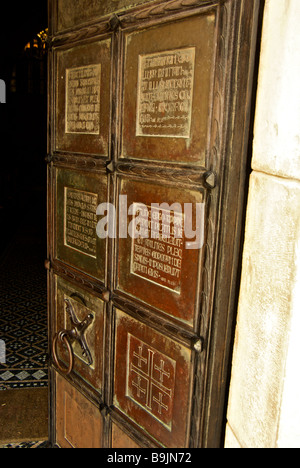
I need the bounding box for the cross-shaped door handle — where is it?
[52,298,94,376]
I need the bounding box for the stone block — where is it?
[225,424,242,449]
[226,172,300,448]
[253,0,300,181]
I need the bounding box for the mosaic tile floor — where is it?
[0,441,49,449]
[0,233,48,390]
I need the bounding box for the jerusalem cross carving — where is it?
[126,333,176,430]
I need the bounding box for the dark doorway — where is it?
[0,3,48,250]
[0,2,49,447]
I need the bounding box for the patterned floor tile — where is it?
[0,234,48,391]
[0,441,49,449]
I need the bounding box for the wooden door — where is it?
[47,0,261,448]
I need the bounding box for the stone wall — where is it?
[225,0,300,448]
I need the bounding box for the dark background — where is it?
[0,2,48,254]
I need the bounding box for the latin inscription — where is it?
[64,188,98,258]
[130,204,184,293]
[136,48,195,138]
[65,64,101,134]
[126,333,176,430]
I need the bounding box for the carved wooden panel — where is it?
[55,39,111,155]
[116,177,205,327]
[55,167,107,281]
[113,309,193,447]
[55,0,154,33]
[121,13,216,164]
[55,373,103,448]
[55,277,105,394]
[112,424,141,448]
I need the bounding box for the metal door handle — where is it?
[52,298,94,375]
[52,331,74,376]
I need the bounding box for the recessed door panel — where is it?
[113,308,193,448]
[54,277,105,394]
[55,0,153,33]
[55,373,103,448]
[116,177,204,327]
[112,423,141,448]
[55,167,107,281]
[121,13,216,164]
[55,39,111,155]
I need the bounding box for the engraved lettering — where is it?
[136,48,195,138]
[130,204,184,293]
[64,188,98,258]
[65,65,101,135]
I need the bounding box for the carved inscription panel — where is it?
[122,13,216,163]
[136,48,195,138]
[64,187,98,258]
[55,39,111,155]
[130,204,184,294]
[117,178,204,327]
[56,168,107,281]
[65,65,101,135]
[114,309,192,447]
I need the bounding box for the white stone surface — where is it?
[277,239,300,448]
[225,424,242,449]
[226,173,300,448]
[253,0,300,180]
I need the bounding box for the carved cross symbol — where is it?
[132,375,146,398]
[153,392,169,415]
[154,359,170,383]
[128,335,175,425]
[133,346,148,368]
